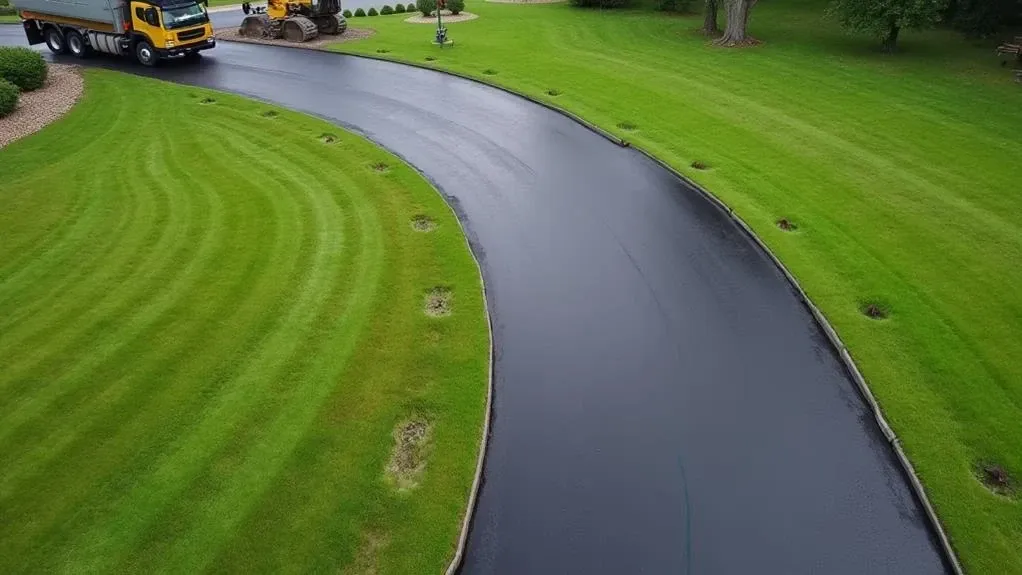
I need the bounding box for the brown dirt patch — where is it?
[344,531,389,575]
[617,121,637,131]
[861,302,888,320]
[690,160,709,170]
[404,10,479,23]
[0,64,83,149]
[215,26,375,50]
[411,214,436,231]
[370,161,389,173]
[424,287,452,317]
[776,218,797,231]
[977,463,1015,497]
[385,418,432,490]
[426,330,441,345]
[320,132,338,143]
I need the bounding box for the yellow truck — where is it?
[11,0,215,65]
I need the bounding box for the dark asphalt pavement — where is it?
[0,28,950,574]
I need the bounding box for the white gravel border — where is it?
[404,10,478,22]
[0,64,83,149]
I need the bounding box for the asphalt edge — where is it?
[331,49,966,575]
[434,168,495,575]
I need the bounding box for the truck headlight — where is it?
[165,40,175,47]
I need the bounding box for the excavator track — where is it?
[282,15,319,42]
[238,13,272,38]
[313,14,347,35]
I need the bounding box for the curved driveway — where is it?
[0,28,949,574]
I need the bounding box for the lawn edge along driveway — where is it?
[0,68,489,574]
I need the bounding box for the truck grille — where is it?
[178,28,205,41]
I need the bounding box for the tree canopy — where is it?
[829,0,949,51]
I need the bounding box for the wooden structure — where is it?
[997,36,1022,81]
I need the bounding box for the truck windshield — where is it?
[162,3,208,29]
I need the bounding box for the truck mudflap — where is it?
[22,20,45,45]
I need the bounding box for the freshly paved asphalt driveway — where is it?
[0,27,950,574]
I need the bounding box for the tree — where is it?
[944,0,1022,38]
[703,0,720,35]
[829,0,948,52]
[714,0,758,46]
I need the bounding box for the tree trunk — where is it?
[703,0,719,35]
[714,0,756,46]
[882,23,900,52]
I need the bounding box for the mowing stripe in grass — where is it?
[0,70,488,573]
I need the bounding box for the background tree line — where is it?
[570,0,1022,52]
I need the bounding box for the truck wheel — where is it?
[66,30,91,59]
[134,39,156,66]
[44,27,66,55]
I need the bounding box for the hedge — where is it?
[0,77,18,118]
[0,47,47,92]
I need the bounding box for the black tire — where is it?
[65,29,90,59]
[44,27,66,55]
[134,38,157,66]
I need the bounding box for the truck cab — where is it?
[126,0,215,64]
[15,0,215,65]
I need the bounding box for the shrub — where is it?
[447,0,464,13]
[367,6,378,15]
[406,0,415,9]
[354,7,366,15]
[656,0,692,11]
[417,0,435,15]
[381,4,393,13]
[0,47,47,92]
[0,5,16,15]
[570,0,630,7]
[0,78,18,118]
[342,8,352,16]
[395,2,405,11]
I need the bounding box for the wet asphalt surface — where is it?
[0,27,950,574]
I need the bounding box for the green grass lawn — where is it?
[0,14,19,23]
[334,1,1022,572]
[0,69,488,573]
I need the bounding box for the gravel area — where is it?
[0,64,83,149]
[404,10,478,22]
[215,27,375,49]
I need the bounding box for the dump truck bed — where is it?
[11,0,124,26]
